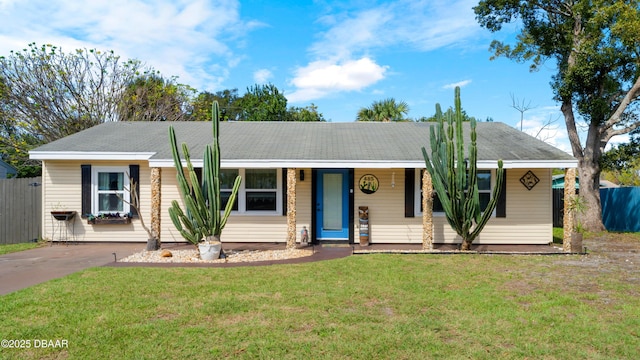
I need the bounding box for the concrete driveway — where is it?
[0,243,142,295]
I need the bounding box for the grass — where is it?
[0,242,41,255]
[1,235,639,359]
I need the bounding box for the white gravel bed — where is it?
[119,248,313,264]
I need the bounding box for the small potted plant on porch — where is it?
[167,101,241,260]
[566,194,587,252]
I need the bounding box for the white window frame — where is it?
[91,166,131,215]
[415,169,495,217]
[222,168,282,216]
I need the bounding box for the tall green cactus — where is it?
[168,101,242,247]
[422,87,504,250]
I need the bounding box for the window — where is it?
[244,169,278,211]
[416,169,494,215]
[92,166,130,215]
[198,168,282,214]
[220,169,239,211]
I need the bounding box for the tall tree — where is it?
[0,43,145,141]
[118,74,194,122]
[189,89,242,122]
[357,98,409,122]
[601,129,640,185]
[286,103,327,122]
[237,83,288,121]
[0,43,146,176]
[475,0,640,231]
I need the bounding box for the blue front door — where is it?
[316,169,349,240]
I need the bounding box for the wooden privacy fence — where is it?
[0,177,42,244]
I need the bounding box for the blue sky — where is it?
[0,0,600,153]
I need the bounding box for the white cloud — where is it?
[253,69,273,84]
[443,80,472,89]
[287,58,387,103]
[0,0,259,91]
[288,0,482,102]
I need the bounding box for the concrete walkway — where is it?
[0,243,142,295]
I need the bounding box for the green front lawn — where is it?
[1,241,638,359]
[0,242,41,255]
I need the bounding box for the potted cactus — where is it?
[566,194,586,252]
[168,101,241,260]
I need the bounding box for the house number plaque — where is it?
[359,174,379,194]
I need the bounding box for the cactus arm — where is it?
[168,201,201,246]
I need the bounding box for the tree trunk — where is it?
[460,238,472,251]
[577,160,605,231]
[561,96,606,232]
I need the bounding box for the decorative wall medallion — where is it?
[359,174,379,194]
[520,170,540,191]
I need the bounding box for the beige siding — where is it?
[162,167,313,244]
[41,162,552,245]
[354,169,421,244]
[42,160,151,243]
[357,168,552,245]
[475,168,552,245]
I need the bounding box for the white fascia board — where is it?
[150,158,578,169]
[29,151,156,161]
[150,159,424,168]
[499,160,579,169]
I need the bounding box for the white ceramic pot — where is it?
[198,241,222,260]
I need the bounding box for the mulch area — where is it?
[107,243,352,268]
[107,241,566,268]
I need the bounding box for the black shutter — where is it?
[405,168,415,217]
[129,165,140,218]
[496,169,507,218]
[81,165,91,218]
[282,168,287,216]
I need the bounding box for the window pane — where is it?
[221,191,238,211]
[99,193,124,212]
[245,169,276,189]
[98,172,124,191]
[477,171,491,190]
[220,169,239,189]
[246,191,276,211]
[433,194,445,212]
[479,193,490,211]
[323,173,343,230]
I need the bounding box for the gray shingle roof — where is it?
[30,121,576,166]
